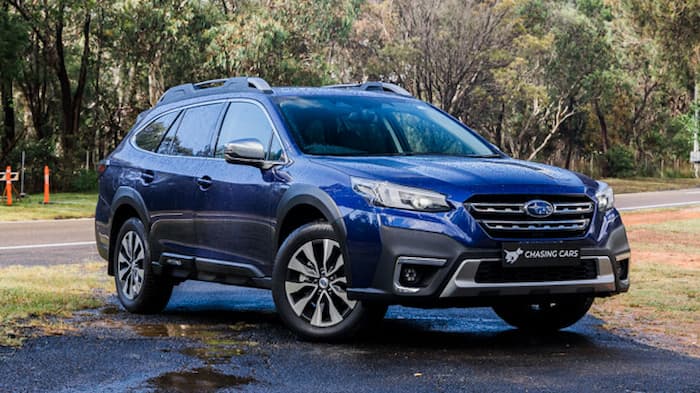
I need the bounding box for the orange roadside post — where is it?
[43,165,50,204]
[5,166,12,206]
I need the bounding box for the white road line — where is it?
[0,217,94,225]
[618,201,700,211]
[686,191,700,195]
[0,241,95,251]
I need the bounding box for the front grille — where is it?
[466,194,595,239]
[474,260,598,283]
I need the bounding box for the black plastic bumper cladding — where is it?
[347,222,632,306]
[604,224,632,293]
[367,226,467,298]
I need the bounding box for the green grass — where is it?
[629,241,700,255]
[594,212,700,355]
[602,177,700,194]
[0,192,97,221]
[613,260,699,314]
[0,262,111,346]
[635,218,700,234]
[594,256,700,350]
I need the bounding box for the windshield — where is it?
[274,96,497,157]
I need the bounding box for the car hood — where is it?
[311,156,598,200]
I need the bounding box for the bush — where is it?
[5,138,59,193]
[70,169,99,192]
[604,145,635,178]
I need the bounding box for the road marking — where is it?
[618,201,700,211]
[686,191,700,195]
[0,241,95,251]
[0,218,94,225]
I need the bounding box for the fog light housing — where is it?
[617,258,629,280]
[394,257,447,292]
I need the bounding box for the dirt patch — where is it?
[593,303,700,358]
[627,227,700,246]
[631,250,700,269]
[621,208,700,226]
[626,229,700,268]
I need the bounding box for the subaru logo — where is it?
[524,200,554,218]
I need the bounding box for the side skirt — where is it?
[152,252,272,289]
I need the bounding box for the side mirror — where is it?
[224,138,266,167]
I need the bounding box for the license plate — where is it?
[501,243,581,267]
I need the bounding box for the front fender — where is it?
[275,184,347,245]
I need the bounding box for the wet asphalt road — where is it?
[1,189,700,392]
[1,283,699,393]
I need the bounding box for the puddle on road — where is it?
[129,322,259,365]
[100,305,121,315]
[129,322,256,339]
[89,309,262,387]
[146,367,255,393]
[131,323,194,338]
[178,335,258,365]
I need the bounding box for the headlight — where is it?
[351,177,451,212]
[596,182,615,211]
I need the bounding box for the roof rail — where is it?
[156,77,273,107]
[323,81,412,97]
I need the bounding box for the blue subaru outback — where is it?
[95,77,630,340]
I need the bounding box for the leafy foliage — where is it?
[0,0,698,191]
[604,145,636,178]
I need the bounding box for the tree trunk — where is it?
[495,101,504,149]
[694,79,699,178]
[564,138,573,169]
[594,99,609,153]
[1,77,16,160]
[54,8,91,160]
[148,52,163,106]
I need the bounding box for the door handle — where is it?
[197,175,213,190]
[141,170,155,184]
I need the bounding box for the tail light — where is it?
[97,160,109,177]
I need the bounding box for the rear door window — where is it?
[158,103,225,157]
[134,112,179,152]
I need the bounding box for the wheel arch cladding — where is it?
[275,185,347,247]
[275,185,352,283]
[108,187,150,276]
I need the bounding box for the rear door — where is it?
[193,100,288,275]
[130,111,189,259]
[142,102,225,258]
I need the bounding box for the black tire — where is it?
[492,296,594,331]
[272,222,385,341]
[113,217,173,314]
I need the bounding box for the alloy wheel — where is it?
[284,239,356,327]
[117,230,145,300]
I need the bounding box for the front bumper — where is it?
[347,219,631,306]
[440,255,621,298]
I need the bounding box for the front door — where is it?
[193,100,288,275]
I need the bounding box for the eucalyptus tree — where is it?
[350,0,518,118]
[0,3,27,162]
[206,0,360,86]
[626,0,700,176]
[5,0,95,163]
